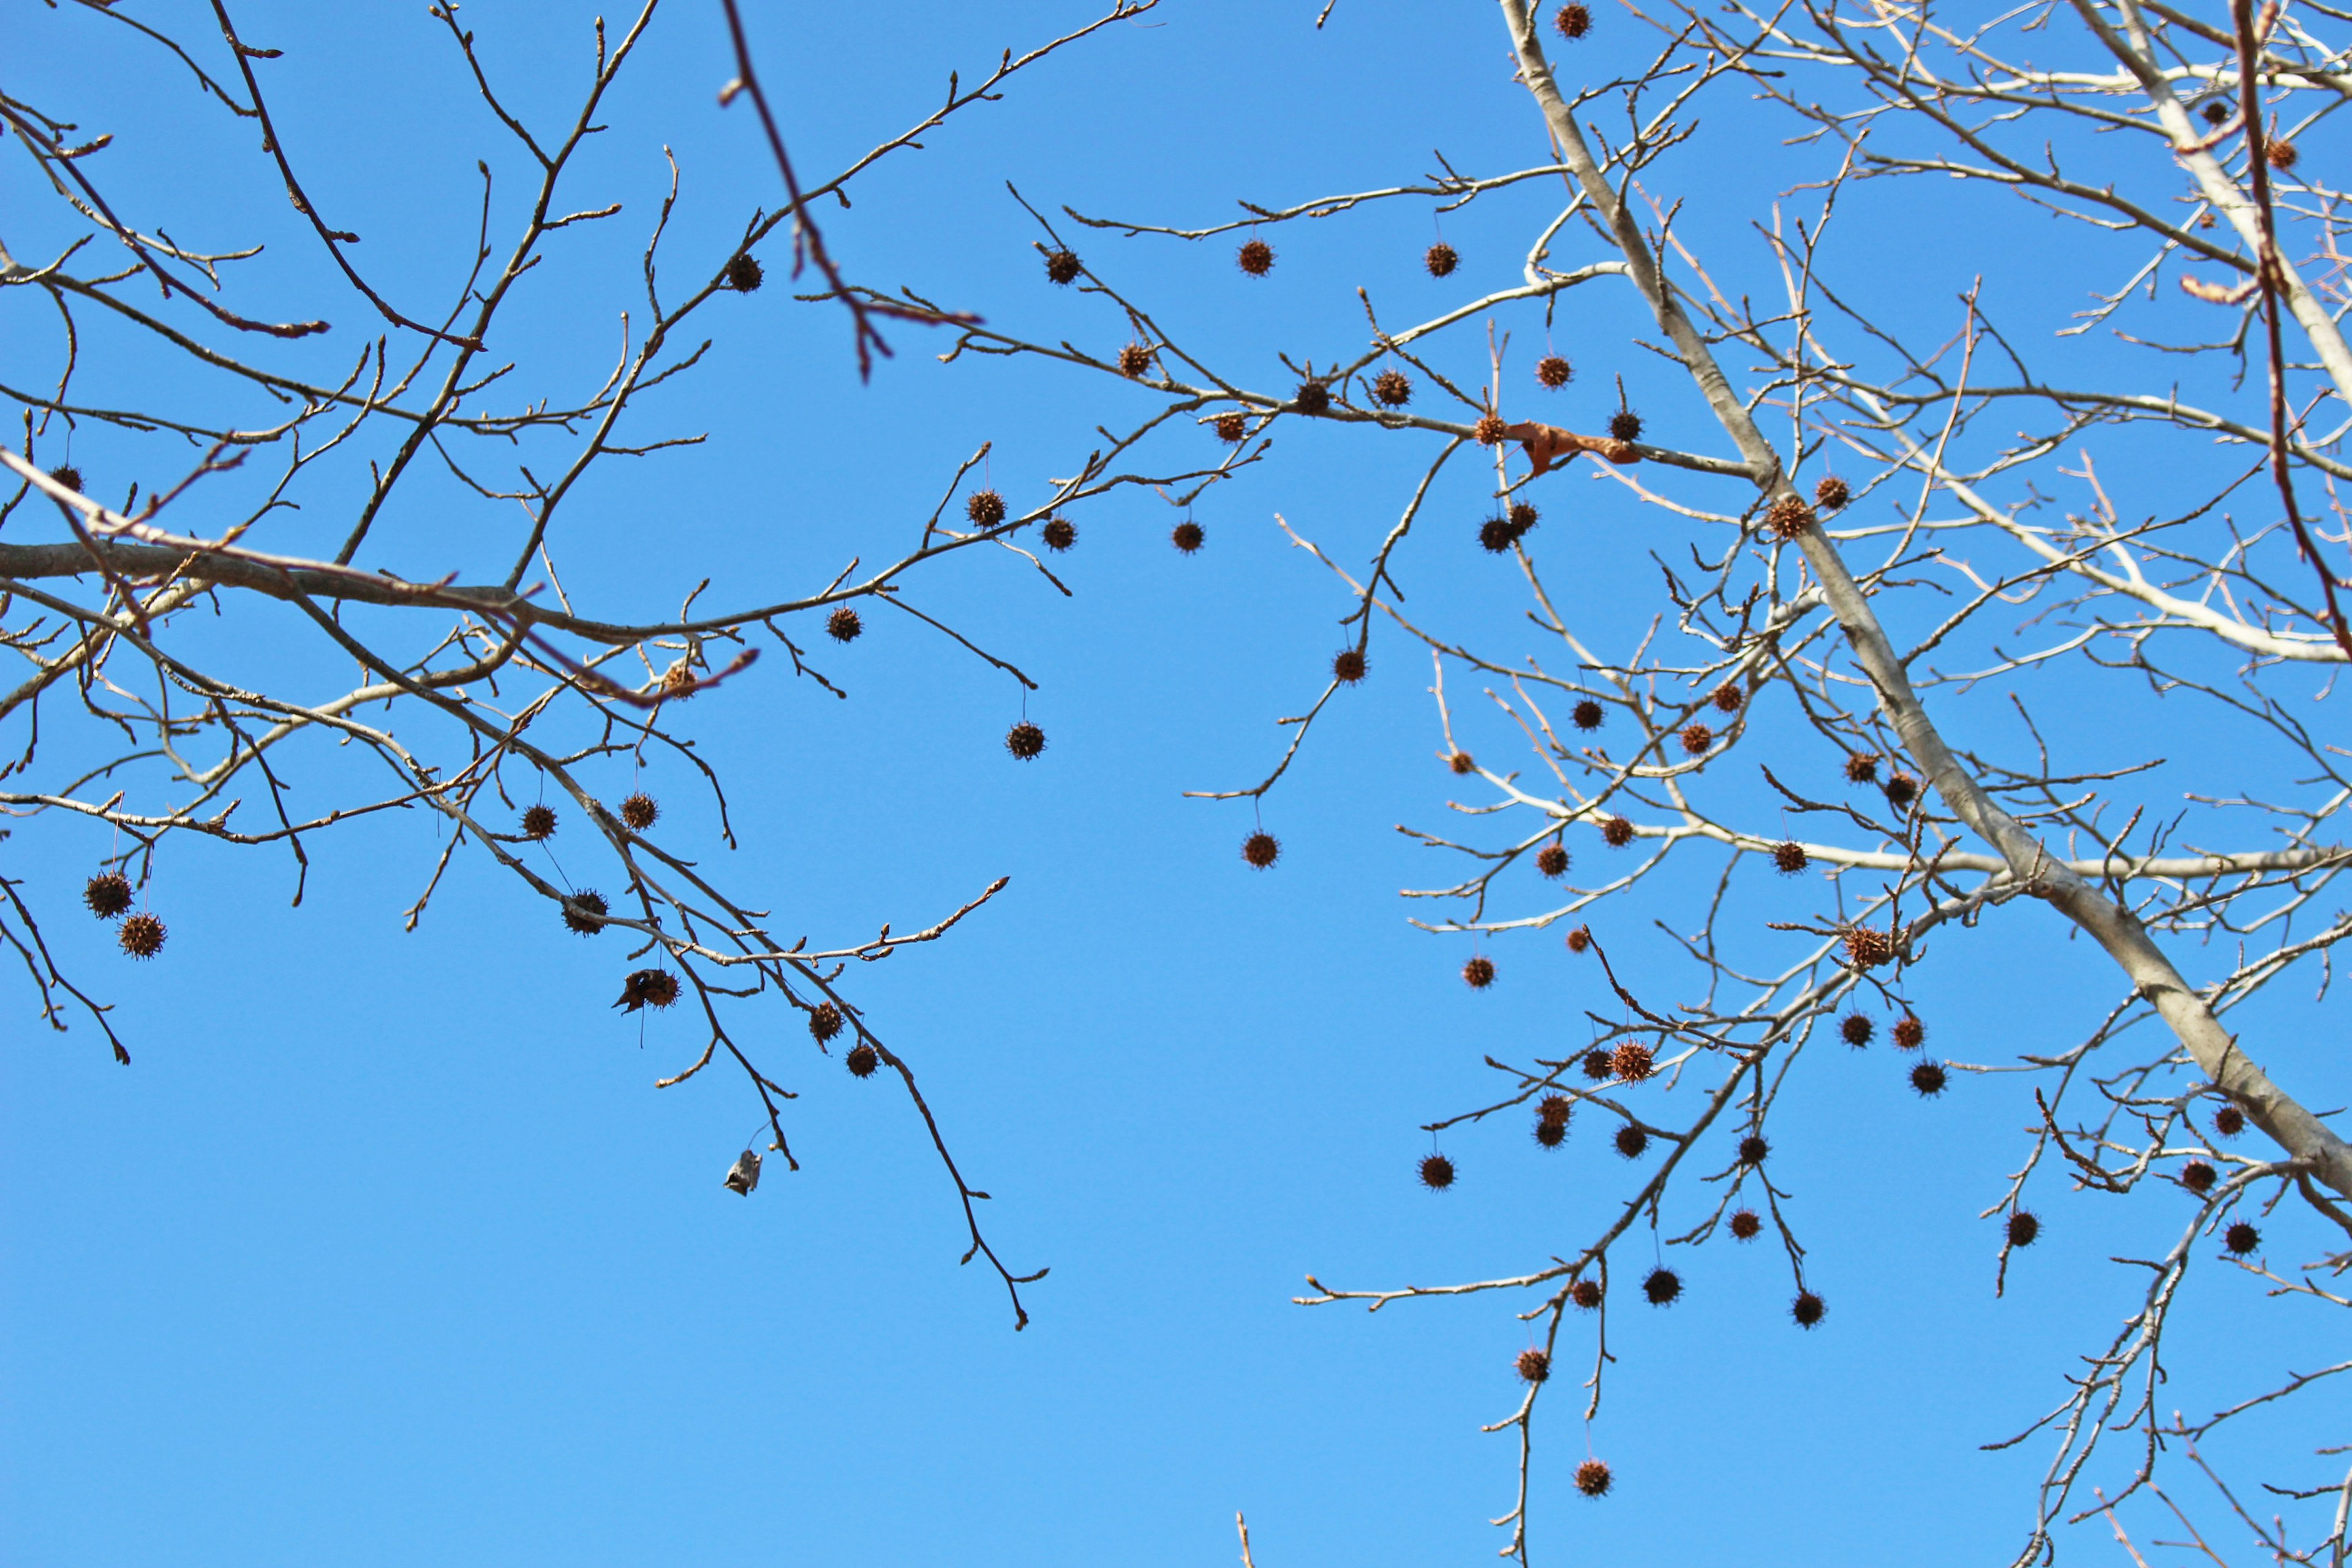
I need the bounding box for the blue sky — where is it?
[4,3,2342,1565]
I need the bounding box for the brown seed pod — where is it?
[1370,369,1413,407]
[966,489,1008,528]
[1236,237,1275,276]
[1536,843,1571,878]
[1581,1047,1613,1080]
[1729,1208,1763,1241]
[1474,413,1510,446]
[2181,1159,2217,1194]
[1118,342,1155,377]
[48,464,85,494]
[1840,1012,1875,1047]
[1242,831,1281,870]
[84,872,133,919]
[2214,1104,2246,1137]
[1005,722,1047,761]
[2005,1210,2041,1248]
[1566,926,1593,956]
[1332,648,1368,684]
[1045,249,1082,284]
[2268,138,2299,170]
[846,1042,880,1078]
[1611,1041,1654,1082]
[1419,1152,1457,1190]
[614,968,681,1011]
[1556,1,1593,37]
[1479,516,1519,553]
[1844,753,1880,785]
[1614,1123,1649,1158]
[1575,1458,1612,1498]
[810,1001,846,1042]
[1450,751,1477,775]
[1790,1291,1826,1329]
[1765,495,1816,540]
[1536,355,1574,389]
[1608,410,1643,443]
[1679,722,1713,756]
[2224,1221,2260,1254]
[1041,518,1077,552]
[1463,955,1497,989]
[1713,684,1744,713]
[1507,501,1540,536]
[1516,1347,1552,1384]
[1570,1278,1604,1309]
[1534,1117,1567,1149]
[1539,1093,1574,1126]
[1772,840,1809,876]
[723,252,764,292]
[1642,1267,1681,1305]
[1601,815,1635,848]
[661,664,698,702]
[1737,1133,1770,1166]
[1172,521,1205,554]
[1572,699,1605,731]
[1424,241,1459,278]
[1892,1014,1926,1050]
[1885,774,1920,811]
[118,910,165,958]
[1814,474,1850,511]
[1215,411,1250,442]
[2202,99,2231,126]
[827,607,863,643]
[563,890,609,935]
[521,804,557,841]
[620,792,659,831]
[1294,380,1333,416]
[1910,1060,1948,1097]
[1842,925,1893,970]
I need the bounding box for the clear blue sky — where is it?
[4,4,2338,1565]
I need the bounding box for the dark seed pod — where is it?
[2224,1220,2260,1254]
[1642,1267,1681,1306]
[1790,1291,1826,1329]
[1118,342,1155,377]
[1556,2,1593,39]
[1772,840,1809,875]
[1041,517,1077,552]
[1679,722,1713,756]
[1507,501,1540,536]
[1614,1124,1649,1158]
[723,1148,762,1195]
[1729,1208,1762,1240]
[1572,699,1605,731]
[2268,138,2299,171]
[1910,1060,1948,1097]
[563,891,609,935]
[810,1002,845,1042]
[1574,1458,1611,1498]
[1474,413,1509,445]
[1844,753,1880,785]
[48,464,85,494]
[1371,369,1413,407]
[1215,411,1250,442]
[1601,815,1635,848]
[1570,1278,1604,1309]
[2005,1211,2041,1248]
[1841,1012,1875,1047]
[1294,380,1332,416]
[1463,955,1497,989]
[614,968,681,1011]
[1814,474,1850,511]
[1713,685,1744,713]
[1536,843,1571,878]
[1737,1133,1769,1166]
[1005,722,1047,761]
[84,872,133,919]
[724,252,764,292]
[521,804,557,840]
[620,792,659,831]
[1885,774,1920,810]
[1608,410,1643,443]
[1765,496,1815,540]
[1539,1093,1574,1126]
[827,607,863,643]
[1534,1117,1567,1149]
[967,489,1008,528]
[1332,648,1368,684]
[1516,1347,1551,1384]
[1044,249,1082,284]
[118,910,165,958]
[1842,925,1893,970]
[1479,516,1519,552]
[1172,521,1205,554]
[2214,1104,2246,1137]
[2181,1159,2217,1194]
[846,1042,880,1078]
[1566,925,1593,956]
[1450,751,1477,775]
[1611,1041,1653,1082]
[1425,241,1459,278]
[1419,1152,1457,1190]
[1241,831,1281,870]
[2201,99,2231,126]
[1536,355,1574,389]
[1893,1014,1926,1050]
[1581,1047,1613,1080]
[1236,237,1275,276]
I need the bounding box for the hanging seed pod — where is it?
[613,969,681,1011]
[1215,412,1250,442]
[810,1002,845,1042]
[966,489,1008,528]
[1236,238,1275,276]
[1892,1014,1926,1050]
[118,911,166,959]
[1241,831,1281,869]
[1601,816,1635,847]
[1536,843,1570,878]
[1005,722,1046,760]
[1642,1267,1681,1305]
[2224,1221,2260,1254]
[1535,355,1574,389]
[1611,1042,1653,1082]
[1331,648,1368,684]
[846,1042,880,1077]
[1772,841,1809,875]
[1515,1348,1551,1384]
[563,891,609,935]
[1419,1153,1457,1190]
[1556,2,1593,39]
[1172,521,1205,554]
[1044,249,1082,284]
[84,872,133,920]
[1910,1060,1948,1097]
[1118,342,1155,377]
[1790,1291,1826,1329]
[620,793,659,831]
[1608,410,1643,443]
[723,253,764,292]
[1737,1134,1770,1166]
[1570,1278,1603,1309]
[1729,1208,1762,1240]
[1814,474,1850,511]
[521,804,557,841]
[1294,380,1332,416]
[723,1148,763,1195]
[1474,413,1509,445]
[1841,1012,1875,1047]
[1462,955,1496,989]
[2005,1211,2041,1248]
[1371,369,1412,407]
[1572,699,1605,731]
[827,607,863,643]
[1425,242,1459,278]
[1041,518,1077,552]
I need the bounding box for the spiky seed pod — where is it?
[1045,249,1082,284]
[1419,1152,1457,1190]
[1424,241,1459,277]
[48,464,85,494]
[661,664,698,702]
[1608,409,1643,443]
[1371,369,1413,407]
[1005,722,1047,761]
[1713,684,1744,713]
[614,969,681,1011]
[1479,516,1519,552]
[846,1042,880,1078]
[1574,1458,1612,1498]
[1041,517,1077,552]
[1581,1047,1613,1080]
[827,607,863,643]
[810,1002,845,1041]
[1844,753,1880,785]
[1765,495,1815,540]
[1791,1291,1826,1329]
[1293,380,1333,417]
[2214,1104,2246,1137]
[1241,831,1281,870]
[1118,342,1155,377]
[1842,925,1893,970]
[1463,955,1497,989]
[2202,99,2231,126]
[1611,1041,1654,1083]
[1215,411,1250,443]
[1910,1060,1948,1097]
[1534,1117,1567,1149]
[563,891,609,935]
[1556,2,1594,39]
[1516,1348,1552,1384]
[84,872,133,919]
[118,911,165,958]
[1841,1012,1875,1047]
[1507,501,1540,536]
[724,252,764,292]
[1892,1014,1926,1050]
[620,793,659,831]
[1738,1133,1770,1166]
[1814,474,1850,511]
[1572,699,1605,731]
[1539,1093,1574,1126]
[1332,648,1368,684]
[1474,413,1510,445]
[1642,1267,1681,1306]
[521,804,557,841]
[1236,237,1275,275]
[1885,774,1920,811]
[1615,1123,1649,1158]
[1172,521,1205,554]
[1566,926,1594,956]
[1772,840,1809,876]
[966,489,1008,528]
[1536,843,1571,878]
[1601,815,1635,848]
[2268,138,2299,170]
[1729,1208,1763,1240]
[1450,751,1477,775]
[1536,355,1574,389]
[2224,1221,2261,1254]
[1679,722,1713,756]
[2182,1159,2217,1194]
[1570,1278,1604,1309]
[2005,1210,2041,1248]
